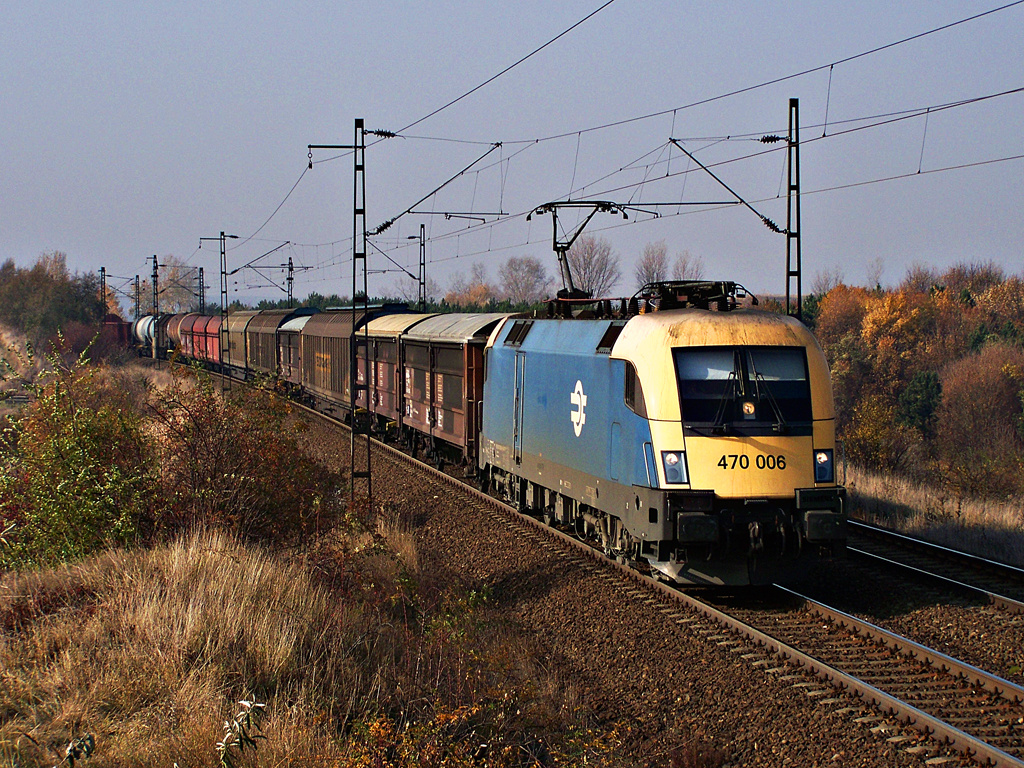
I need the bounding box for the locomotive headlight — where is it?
[814,449,834,483]
[661,451,688,484]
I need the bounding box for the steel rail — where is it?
[849,519,1024,581]
[849,545,1024,615]
[777,585,1024,703]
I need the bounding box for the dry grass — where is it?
[0,520,609,767]
[845,463,1024,566]
[0,528,355,766]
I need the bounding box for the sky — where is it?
[3,0,1022,308]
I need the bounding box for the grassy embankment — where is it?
[0,352,628,766]
[1,521,628,767]
[847,463,1024,566]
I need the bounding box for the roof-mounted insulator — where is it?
[369,218,395,236]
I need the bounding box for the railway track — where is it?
[294,403,1020,767]
[847,520,1024,613]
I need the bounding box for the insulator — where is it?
[760,135,785,144]
[761,216,783,234]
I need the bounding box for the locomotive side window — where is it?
[674,346,811,435]
[624,361,648,417]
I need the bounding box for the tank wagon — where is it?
[136,281,844,586]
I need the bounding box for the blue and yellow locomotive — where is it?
[480,281,845,585]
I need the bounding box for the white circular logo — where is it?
[570,379,588,437]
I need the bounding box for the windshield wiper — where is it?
[754,372,788,433]
[711,370,737,435]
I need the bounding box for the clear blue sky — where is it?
[3,0,1022,304]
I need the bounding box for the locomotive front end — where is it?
[616,309,846,585]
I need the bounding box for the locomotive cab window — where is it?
[673,346,812,436]
[624,361,647,417]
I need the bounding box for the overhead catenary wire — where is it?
[220,2,1024,294]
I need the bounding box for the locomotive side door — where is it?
[513,350,526,465]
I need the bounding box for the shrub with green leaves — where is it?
[0,351,156,568]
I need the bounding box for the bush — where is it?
[0,352,156,568]
[148,366,342,542]
[934,343,1024,498]
[842,395,916,473]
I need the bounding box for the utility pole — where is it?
[150,255,159,359]
[785,98,803,321]
[287,257,294,308]
[198,266,205,312]
[200,231,238,390]
[134,275,140,321]
[150,255,159,316]
[99,267,107,313]
[310,118,385,506]
[417,223,426,311]
[351,119,371,503]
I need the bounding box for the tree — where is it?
[499,256,550,305]
[811,266,844,297]
[672,250,705,281]
[901,262,940,293]
[444,262,495,307]
[977,277,1024,343]
[394,273,442,307]
[156,255,201,314]
[635,241,669,288]
[895,370,941,437]
[565,235,620,297]
[940,260,1005,300]
[0,253,105,344]
[859,289,936,402]
[865,257,885,291]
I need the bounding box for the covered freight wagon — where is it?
[400,313,512,465]
[300,305,409,411]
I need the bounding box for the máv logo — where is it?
[570,380,587,437]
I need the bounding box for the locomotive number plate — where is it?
[717,454,787,470]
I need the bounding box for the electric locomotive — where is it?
[479,281,845,586]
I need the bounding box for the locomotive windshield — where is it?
[673,346,812,436]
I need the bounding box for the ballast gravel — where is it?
[300,419,972,767]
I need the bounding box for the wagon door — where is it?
[513,350,526,465]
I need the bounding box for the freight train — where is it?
[132,280,846,586]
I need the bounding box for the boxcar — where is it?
[300,305,409,411]
[177,314,203,360]
[360,313,438,426]
[194,315,222,365]
[279,314,315,387]
[246,308,318,379]
[221,310,260,377]
[400,313,513,465]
